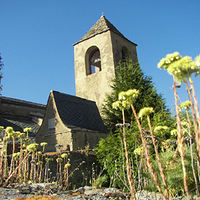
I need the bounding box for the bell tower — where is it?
[73,15,138,112]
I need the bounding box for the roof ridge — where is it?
[0,96,46,108]
[51,90,96,105]
[102,15,125,37]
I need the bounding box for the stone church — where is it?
[0,16,138,152]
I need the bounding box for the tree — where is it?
[101,58,173,133]
[0,53,4,94]
[96,58,175,192]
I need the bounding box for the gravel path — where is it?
[0,186,129,200]
[0,185,194,200]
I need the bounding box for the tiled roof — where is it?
[74,15,136,45]
[0,96,46,109]
[0,116,40,140]
[52,91,109,133]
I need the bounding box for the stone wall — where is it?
[36,94,73,152]
[72,131,108,151]
[74,30,138,112]
[44,150,101,189]
[74,30,115,112]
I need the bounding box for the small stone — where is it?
[18,185,31,194]
[74,187,85,194]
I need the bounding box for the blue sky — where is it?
[1,1,200,112]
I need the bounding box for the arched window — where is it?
[85,46,101,75]
[122,46,128,61]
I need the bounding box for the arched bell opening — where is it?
[85,46,101,75]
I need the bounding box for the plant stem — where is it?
[18,140,23,184]
[30,152,36,182]
[147,115,169,199]
[64,167,69,189]
[185,79,200,180]
[59,163,63,189]
[130,104,164,197]
[3,141,8,179]
[173,77,189,196]
[189,78,200,124]
[120,137,127,188]
[3,152,30,187]
[183,109,200,195]
[8,136,15,176]
[121,109,136,200]
[0,133,6,180]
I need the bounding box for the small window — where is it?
[85,46,101,75]
[48,118,55,129]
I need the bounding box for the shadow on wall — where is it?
[43,150,102,189]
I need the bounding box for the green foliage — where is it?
[56,157,63,163]
[0,126,4,131]
[150,147,198,197]
[5,126,14,134]
[96,125,141,190]
[179,101,192,115]
[102,58,172,133]
[0,126,56,186]
[27,143,39,152]
[61,153,69,159]
[158,52,200,196]
[93,174,108,188]
[40,142,48,152]
[97,58,176,191]
[65,162,71,168]
[138,107,154,119]
[157,52,200,83]
[40,142,48,147]
[157,52,182,70]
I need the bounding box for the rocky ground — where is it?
[0,184,199,200]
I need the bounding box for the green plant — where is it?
[56,157,63,188]
[112,94,136,200]
[40,142,48,153]
[93,174,108,188]
[121,90,164,197]
[97,58,173,193]
[27,143,39,183]
[158,52,200,196]
[23,127,32,138]
[64,162,71,189]
[3,143,32,187]
[139,107,169,198]
[44,157,53,183]
[102,58,170,133]
[179,101,200,195]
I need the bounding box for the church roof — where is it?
[0,116,39,139]
[0,96,46,109]
[74,15,136,45]
[0,96,45,141]
[51,91,109,133]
